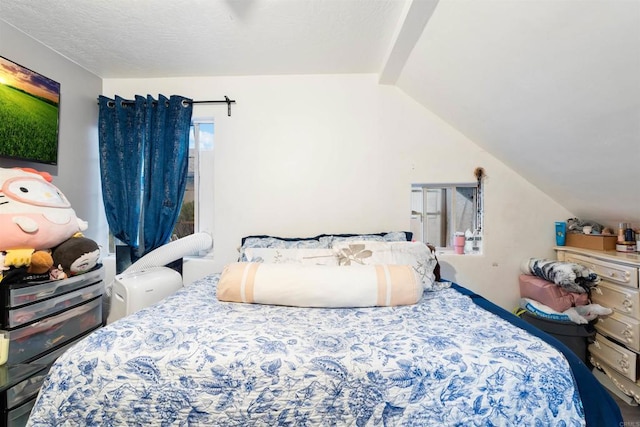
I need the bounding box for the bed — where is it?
[27,233,622,426]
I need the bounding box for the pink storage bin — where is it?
[519,274,589,313]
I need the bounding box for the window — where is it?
[108,118,215,254]
[171,119,214,240]
[411,183,483,250]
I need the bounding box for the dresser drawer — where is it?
[589,333,639,381]
[5,296,102,364]
[591,281,640,319]
[4,266,104,308]
[564,253,638,288]
[4,282,103,329]
[591,355,640,404]
[595,311,640,352]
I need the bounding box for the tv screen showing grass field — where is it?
[0,56,60,165]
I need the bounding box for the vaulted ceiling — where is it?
[1,0,638,226]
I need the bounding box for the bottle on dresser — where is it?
[617,222,636,253]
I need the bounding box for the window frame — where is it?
[411,182,483,251]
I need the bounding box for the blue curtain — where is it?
[98,94,193,259]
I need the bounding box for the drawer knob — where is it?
[623,327,634,341]
[618,356,630,373]
[623,297,633,311]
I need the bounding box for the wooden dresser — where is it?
[556,246,640,404]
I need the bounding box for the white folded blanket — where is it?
[520,298,611,324]
[217,262,422,307]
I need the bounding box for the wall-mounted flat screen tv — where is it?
[0,56,60,165]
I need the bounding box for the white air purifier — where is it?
[107,266,183,324]
[104,233,213,324]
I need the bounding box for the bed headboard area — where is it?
[237,231,441,282]
[238,231,412,258]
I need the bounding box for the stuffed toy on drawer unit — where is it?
[0,167,100,284]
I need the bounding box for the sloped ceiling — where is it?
[396,0,640,227]
[1,0,638,227]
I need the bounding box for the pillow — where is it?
[238,232,412,261]
[425,243,441,282]
[317,231,412,247]
[217,262,422,307]
[244,248,339,266]
[240,234,324,247]
[238,235,327,261]
[332,241,438,291]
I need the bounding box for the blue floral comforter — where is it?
[28,274,587,426]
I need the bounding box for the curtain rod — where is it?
[98,96,237,116]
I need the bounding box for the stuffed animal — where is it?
[0,167,88,252]
[0,249,54,283]
[0,252,8,282]
[2,249,34,269]
[52,236,100,277]
[0,167,88,272]
[3,249,53,273]
[27,250,53,274]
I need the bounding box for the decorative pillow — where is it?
[217,262,422,307]
[244,248,339,266]
[332,241,438,291]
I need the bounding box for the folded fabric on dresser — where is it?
[521,258,600,293]
[519,274,589,312]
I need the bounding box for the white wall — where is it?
[0,22,108,250]
[104,74,572,309]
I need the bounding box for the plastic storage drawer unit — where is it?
[0,265,105,427]
[5,282,104,329]
[2,267,104,309]
[7,334,94,415]
[4,296,102,365]
[6,398,35,427]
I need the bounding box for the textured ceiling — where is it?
[0,0,408,78]
[1,0,638,226]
